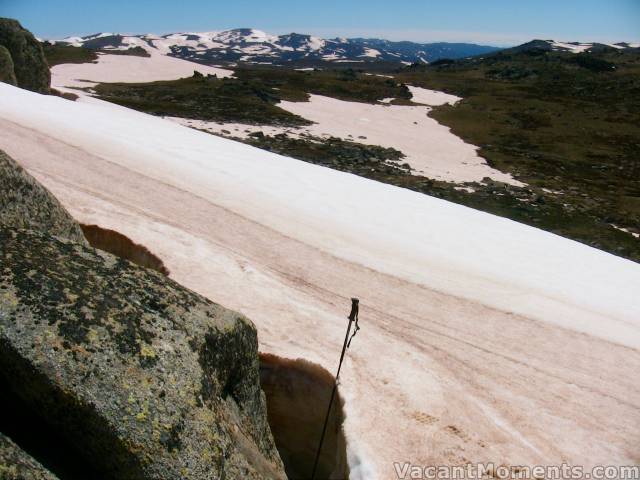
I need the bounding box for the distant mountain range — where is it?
[511,39,639,54]
[51,28,502,65]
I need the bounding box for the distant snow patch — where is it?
[407,86,461,106]
[612,225,640,239]
[550,41,593,53]
[360,48,381,58]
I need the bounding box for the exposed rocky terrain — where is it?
[0,18,49,93]
[0,148,287,478]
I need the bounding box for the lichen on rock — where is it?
[0,45,17,86]
[0,151,284,478]
[0,228,286,479]
[0,433,59,480]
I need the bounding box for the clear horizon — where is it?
[2,0,639,47]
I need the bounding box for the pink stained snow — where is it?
[1,83,640,480]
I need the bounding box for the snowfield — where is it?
[1,83,640,478]
[51,50,232,91]
[50,51,519,184]
[168,92,521,184]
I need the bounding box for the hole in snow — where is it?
[80,224,169,275]
[259,353,349,480]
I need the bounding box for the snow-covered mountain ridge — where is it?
[51,31,640,67]
[50,28,502,65]
[511,38,640,54]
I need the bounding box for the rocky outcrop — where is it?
[0,150,285,478]
[0,45,16,86]
[0,150,87,245]
[0,433,59,480]
[0,18,50,93]
[0,228,286,479]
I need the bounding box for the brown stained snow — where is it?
[1,119,638,478]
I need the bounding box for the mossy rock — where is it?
[0,45,16,86]
[0,18,50,93]
[0,227,286,479]
[0,433,59,480]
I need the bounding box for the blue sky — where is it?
[2,0,639,46]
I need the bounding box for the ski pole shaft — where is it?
[310,298,359,480]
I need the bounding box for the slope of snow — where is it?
[215,28,278,44]
[247,29,278,43]
[321,53,344,60]
[98,35,153,52]
[1,83,639,478]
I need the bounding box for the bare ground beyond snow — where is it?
[51,54,519,185]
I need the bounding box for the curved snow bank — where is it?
[1,83,639,477]
[279,94,520,184]
[80,223,170,275]
[51,51,232,90]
